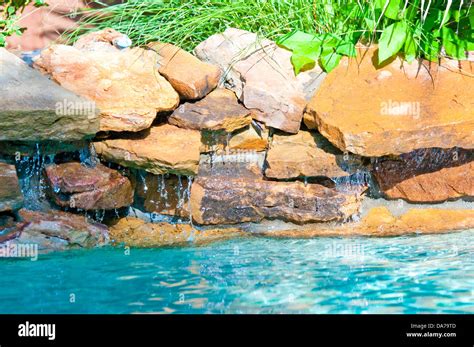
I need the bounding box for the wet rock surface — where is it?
[304,46,474,156]
[34,41,179,132]
[194,28,320,133]
[45,162,133,210]
[373,148,474,203]
[169,89,253,132]
[0,162,23,213]
[0,48,100,141]
[149,42,222,100]
[94,124,201,176]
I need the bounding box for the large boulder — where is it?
[169,89,252,132]
[304,46,474,156]
[109,217,244,247]
[8,209,109,251]
[194,28,325,133]
[265,130,365,180]
[259,206,474,237]
[45,162,133,210]
[148,42,222,100]
[34,40,179,132]
[373,148,474,203]
[0,162,23,212]
[94,124,201,176]
[0,48,99,141]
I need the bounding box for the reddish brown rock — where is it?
[45,162,133,210]
[190,174,364,225]
[73,28,132,51]
[169,89,252,132]
[148,42,222,100]
[109,217,244,247]
[373,148,474,203]
[34,42,179,132]
[304,46,474,156]
[10,209,109,250]
[259,207,474,238]
[265,130,364,180]
[0,162,23,212]
[93,124,201,176]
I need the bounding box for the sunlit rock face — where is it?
[44,162,133,210]
[169,89,253,132]
[304,46,474,156]
[194,28,325,134]
[373,148,474,203]
[148,42,222,100]
[9,209,109,251]
[109,217,244,247]
[0,162,23,213]
[265,130,366,180]
[33,34,179,132]
[93,124,201,176]
[0,48,100,142]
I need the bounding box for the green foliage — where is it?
[0,0,47,47]
[67,0,472,74]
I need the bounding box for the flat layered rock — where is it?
[45,162,133,210]
[169,89,252,132]
[195,28,322,133]
[191,174,364,225]
[265,130,364,180]
[258,207,474,238]
[373,148,474,203]
[94,124,201,176]
[0,48,99,141]
[109,217,244,247]
[304,46,474,156]
[149,42,222,100]
[200,122,269,152]
[8,209,109,251]
[0,162,23,212]
[34,44,179,132]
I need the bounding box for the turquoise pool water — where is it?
[0,230,473,314]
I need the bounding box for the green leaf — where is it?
[444,39,466,60]
[384,0,402,20]
[0,34,6,47]
[378,21,408,63]
[319,51,342,72]
[278,31,322,59]
[291,54,315,75]
[404,33,417,63]
[336,41,357,57]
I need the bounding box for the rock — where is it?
[109,217,244,247]
[0,162,23,212]
[304,46,474,156]
[265,130,364,180]
[94,124,201,176]
[9,209,109,251]
[190,171,364,225]
[134,172,192,217]
[0,215,21,242]
[169,89,252,132]
[195,28,322,133]
[34,43,179,132]
[45,162,133,210]
[73,28,132,51]
[258,207,474,237]
[373,148,474,203]
[0,48,100,141]
[148,42,222,100]
[200,122,269,153]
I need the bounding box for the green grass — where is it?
[65,0,472,72]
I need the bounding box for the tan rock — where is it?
[94,124,201,176]
[45,162,133,210]
[200,123,268,153]
[258,207,474,238]
[304,46,474,156]
[73,28,132,51]
[148,42,222,100]
[0,162,23,212]
[109,217,245,247]
[373,148,474,203]
[169,89,252,132]
[265,130,364,179]
[34,44,179,132]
